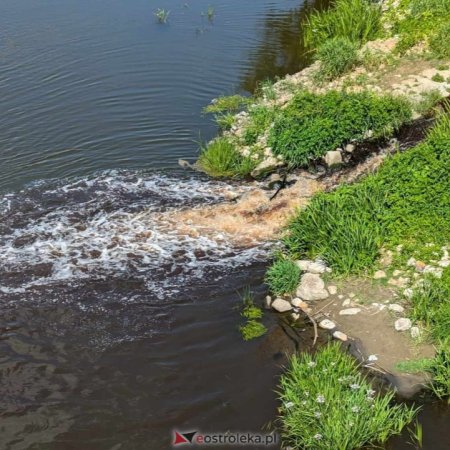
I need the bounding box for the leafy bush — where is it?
[198,138,257,177]
[303,0,382,51]
[277,111,450,275]
[315,37,359,81]
[278,343,417,450]
[269,91,412,167]
[265,258,300,295]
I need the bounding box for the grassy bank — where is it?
[278,343,417,449]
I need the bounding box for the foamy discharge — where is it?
[0,171,267,298]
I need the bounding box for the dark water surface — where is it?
[1,1,449,449]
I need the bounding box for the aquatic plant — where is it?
[429,345,450,401]
[278,342,418,449]
[239,288,267,341]
[203,95,249,115]
[269,90,412,168]
[265,258,300,296]
[315,37,359,81]
[197,137,258,177]
[240,320,267,340]
[207,6,215,21]
[154,8,170,24]
[303,0,382,51]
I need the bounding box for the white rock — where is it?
[307,261,327,274]
[319,319,336,330]
[251,156,283,177]
[291,298,308,309]
[296,273,329,301]
[389,304,405,313]
[423,266,443,278]
[339,308,361,316]
[403,288,414,299]
[393,269,403,277]
[272,298,292,313]
[264,295,272,309]
[439,259,450,268]
[367,355,378,362]
[328,285,338,295]
[342,299,352,307]
[407,257,417,267]
[349,293,356,298]
[345,143,356,153]
[395,318,412,332]
[410,326,421,339]
[374,270,387,279]
[338,294,344,299]
[333,331,348,341]
[295,259,313,271]
[324,150,343,167]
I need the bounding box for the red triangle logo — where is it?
[174,431,189,445]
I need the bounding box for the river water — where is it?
[0,1,449,449]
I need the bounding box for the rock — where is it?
[423,266,443,278]
[388,277,409,288]
[395,318,412,332]
[345,143,356,153]
[342,299,352,307]
[295,259,313,271]
[333,331,348,342]
[319,319,336,330]
[374,270,387,279]
[367,354,378,362]
[178,159,192,169]
[291,298,308,309]
[328,285,337,295]
[339,308,361,316]
[415,261,426,272]
[307,261,328,274]
[407,257,416,267]
[439,259,450,268]
[380,250,393,267]
[269,173,281,183]
[410,326,421,339]
[264,295,272,309]
[251,156,283,177]
[349,293,356,299]
[272,298,292,313]
[338,294,344,299]
[324,150,343,167]
[389,303,405,313]
[296,273,329,301]
[393,269,403,277]
[403,288,414,299]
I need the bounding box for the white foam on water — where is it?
[0,171,267,298]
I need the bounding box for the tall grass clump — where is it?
[243,104,279,145]
[197,137,257,177]
[410,267,450,343]
[269,91,412,168]
[278,343,418,450]
[239,288,267,341]
[429,346,450,401]
[315,37,359,81]
[276,110,450,275]
[303,0,382,51]
[203,95,250,130]
[265,258,300,295]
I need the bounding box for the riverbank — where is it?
[191,0,450,448]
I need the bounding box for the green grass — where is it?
[268,90,412,168]
[303,0,382,51]
[203,95,249,115]
[390,0,450,54]
[278,343,418,450]
[431,72,445,82]
[415,89,443,115]
[410,267,450,342]
[243,104,278,145]
[315,37,359,81]
[197,137,257,177]
[395,358,435,374]
[276,110,450,275]
[265,258,300,296]
[429,345,450,400]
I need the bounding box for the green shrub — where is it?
[430,22,450,58]
[278,343,418,449]
[269,91,412,167]
[198,138,257,177]
[277,111,450,275]
[431,72,445,82]
[315,37,359,81]
[303,0,382,51]
[265,258,300,295]
[243,105,278,145]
